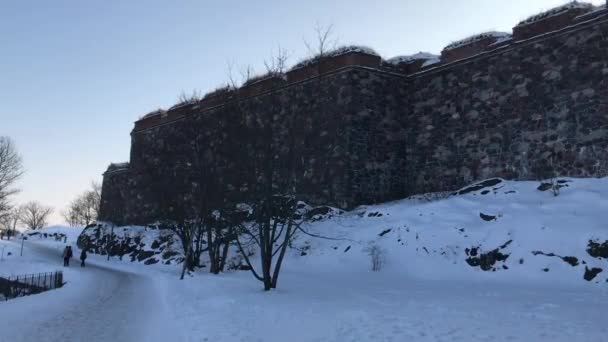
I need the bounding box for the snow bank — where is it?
[516,1,594,27]
[291,177,608,285]
[444,31,512,51]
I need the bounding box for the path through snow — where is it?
[0,242,169,342]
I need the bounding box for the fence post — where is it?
[1,271,65,300]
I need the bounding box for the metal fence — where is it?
[0,271,64,301]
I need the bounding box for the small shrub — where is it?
[364,242,386,272]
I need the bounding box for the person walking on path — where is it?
[62,246,69,266]
[80,248,87,267]
[63,246,73,266]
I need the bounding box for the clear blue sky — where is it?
[1,0,603,224]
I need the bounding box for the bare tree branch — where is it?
[19,201,52,230]
[303,23,337,62]
[62,181,101,226]
[0,137,24,219]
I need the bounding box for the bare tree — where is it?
[175,89,203,107]
[303,23,337,64]
[203,208,243,274]
[236,197,302,291]
[230,48,308,291]
[364,243,386,272]
[149,158,207,280]
[61,207,80,227]
[226,61,254,89]
[0,207,22,240]
[165,217,206,280]
[62,181,102,226]
[0,137,24,221]
[19,201,53,230]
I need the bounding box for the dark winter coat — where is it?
[80,250,87,261]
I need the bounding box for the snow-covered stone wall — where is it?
[101,12,608,225]
[405,15,608,194]
[101,67,407,225]
[513,1,595,40]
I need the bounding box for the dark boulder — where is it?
[454,178,503,195]
[144,258,159,265]
[465,241,511,271]
[587,240,608,259]
[479,213,497,221]
[583,267,603,281]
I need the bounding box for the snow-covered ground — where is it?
[1,178,607,342]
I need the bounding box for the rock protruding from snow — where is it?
[516,1,594,27]
[304,205,344,222]
[587,240,608,259]
[532,251,579,267]
[78,222,184,266]
[453,178,504,196]
[465,240,512,271]
[583,266,603,281]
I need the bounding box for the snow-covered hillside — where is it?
[81,177,608,285]
[295,177,608,285]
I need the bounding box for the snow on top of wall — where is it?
[575,3,607,20]
[141,109,166,120]
[386,52,440,67]
[168,100,196,111]
[290,45,379,71]
[489,35,514,47]
[516,1,594,27]
[444,32,512,51]
[202,85,235,99]
[107,162,129,171]
[243,71,287,87]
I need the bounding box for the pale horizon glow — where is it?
[1,0,604,225]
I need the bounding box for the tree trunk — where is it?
[180,242,191,280]
[271,218,294,289]
[219,239,230,272]
[207,228,217,274]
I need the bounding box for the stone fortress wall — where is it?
[100,2,608,225]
